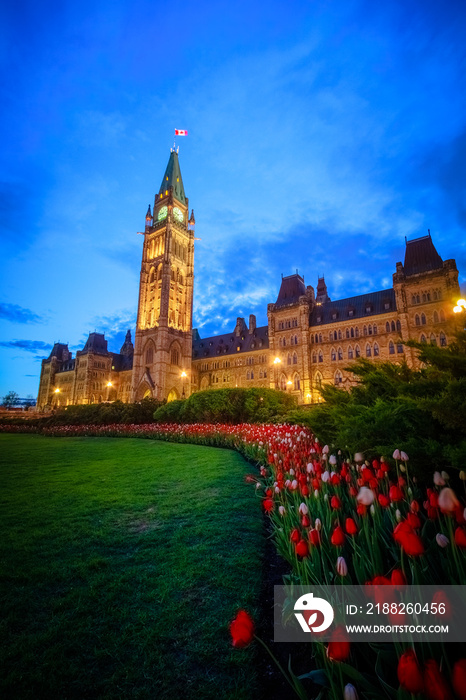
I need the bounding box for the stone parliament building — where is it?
[37,151,461,409]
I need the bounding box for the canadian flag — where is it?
[175,129,188,136]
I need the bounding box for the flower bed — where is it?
[4,420,466,698]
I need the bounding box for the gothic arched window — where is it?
[315,372,322,390]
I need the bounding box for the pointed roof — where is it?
[275,274,307,308]
[47,343,70,361]
[82,332,108,355]
[403,235,443,276]
[120,330,134,357]
[159,150,186,204]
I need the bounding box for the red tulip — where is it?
[262,498,274,513]
[455,505,466,524]
[300,485,309,497]
[309,528,321,546]
[345,517,358,535]
[265,488,273,497]
[301,515,310,527]
[230,610,254,648]
[452,659,466,700]
[432,590,452,620]
[423,659,453,700]
[296,539,309,558]
[391,569,407,587]
[389,485,403,502]
[393,520,424,557]
[356,504,367,516]
[397,649,424,694]
[327,626,350,661]
[290,528,300,543]
[454,527,466,548]
[407,512,421,529]
[378,494,390,508]
[331,526,345,546]
[331,495,342,510]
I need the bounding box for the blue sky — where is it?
[1,0,465,398]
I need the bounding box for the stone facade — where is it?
[36,151,461,409]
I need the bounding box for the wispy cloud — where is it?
[87,309,136,340]
[0,339,52,353]
[0,303,43,324]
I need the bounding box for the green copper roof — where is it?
[158,150,186,204]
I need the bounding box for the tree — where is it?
[2,391,20,407]
[296,330,466,476]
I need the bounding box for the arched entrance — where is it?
[167,388,179,402]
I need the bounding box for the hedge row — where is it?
[153,388,297,424]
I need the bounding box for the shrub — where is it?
[42,398,166,426]
[153,388,296,424]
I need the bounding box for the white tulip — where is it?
[436,533,449,548]
[357,487,375,506]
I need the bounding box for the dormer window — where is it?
[384,301,391,310]
[365,304,373,313]
[348,309,354,317]
[316,315,322,323]
[332,312,338,320]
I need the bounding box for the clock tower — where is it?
[131,149,195,401]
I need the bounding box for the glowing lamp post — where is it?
[181,371,188,398]
[453,298,466,329]
[306,392,312,404]
[52,387,60,408]
[286,380,293,393]
[106,381,113,402]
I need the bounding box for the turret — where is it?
[145,204,152,232]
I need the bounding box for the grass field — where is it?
[0,434,265,699]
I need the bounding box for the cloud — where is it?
[0,302,43,324]
[0,339,52,354]
[86,309,136,340]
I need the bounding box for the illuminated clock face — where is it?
[173,207,184,222]
[157,206,168,221]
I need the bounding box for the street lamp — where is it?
[181,371,188,398]
[453,298,466,314]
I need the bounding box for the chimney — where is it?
[249,314,256,334]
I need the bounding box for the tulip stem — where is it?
[252,634,307,700]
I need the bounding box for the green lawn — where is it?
[0,435,265,699]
